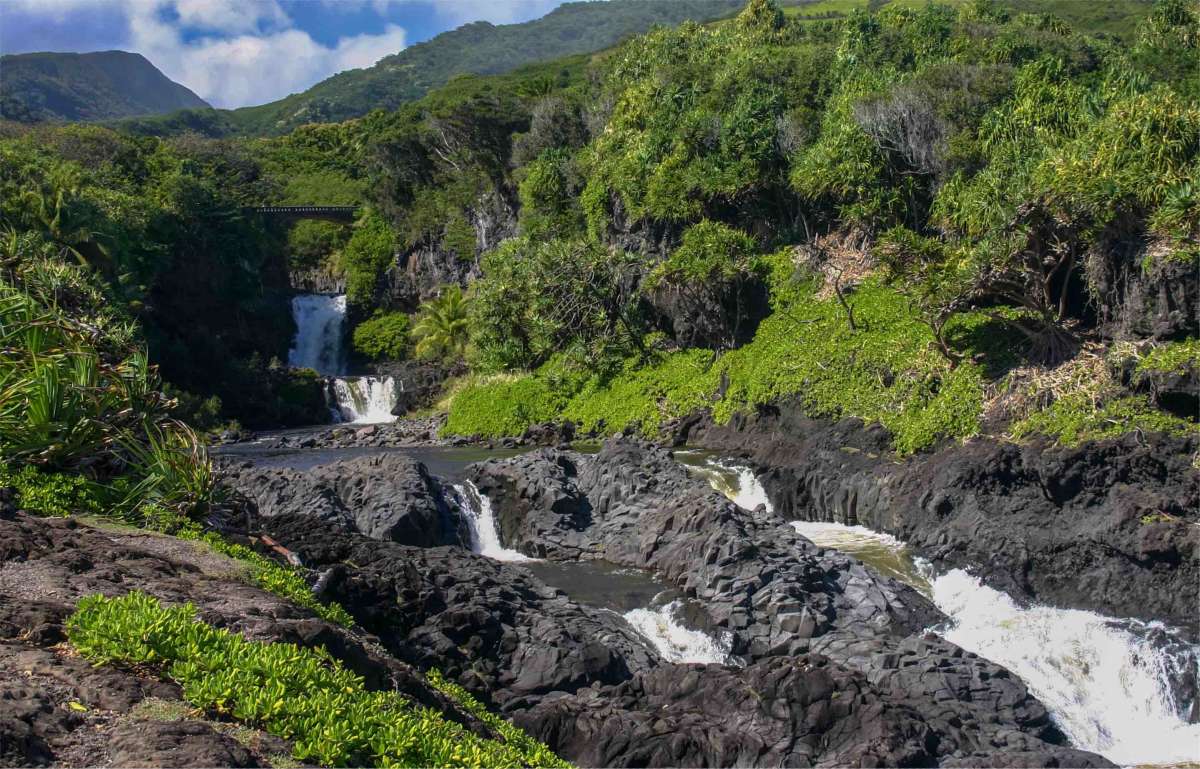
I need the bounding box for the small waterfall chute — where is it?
[623,600,735,665]
[454,481,533,562]
[330,376,399,424]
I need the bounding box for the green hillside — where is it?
[0,50,210,123]
[119,0,761,138]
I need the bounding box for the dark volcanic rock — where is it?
[220,451,470,548]
[259,513,661,711]
[517,655,935,768]
[467,437,1112,767]
[107,720,258,768]
[471,438,941,660]
[676,403,1200,636]
[518,651,1109,769]
[0,512,507,766]
[227,415,450,451]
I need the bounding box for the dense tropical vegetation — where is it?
[2,0,1194,454]
[435,0,1198,451]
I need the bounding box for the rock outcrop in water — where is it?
[220,452,470,548]
[258,513,662,711]
[470,439,941,659]
[467,438,1111,767]
[673,403,1200,637]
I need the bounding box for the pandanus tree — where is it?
[412,284,470,362]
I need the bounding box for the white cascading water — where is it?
[702,458,1200,767]
[623,600,735,665]
[927,568,1200,766]
[288,293,398,423]
[331,376,399,424]
[288,294,347,375]
[454,481,533,562]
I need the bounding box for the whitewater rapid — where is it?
[623,601,735,665]
[690,455,1200,767]
[454,480,740,665]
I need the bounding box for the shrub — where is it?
[411,285,470,363]
[66,592,569,768]
[443,374,561,438]
[0,464,103,517]
[340,212,396,310]
[352,312,411,361]
[1011,393,1196,446]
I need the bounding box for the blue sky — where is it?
[0,0,567,108]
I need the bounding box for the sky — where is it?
[0,0,568,109]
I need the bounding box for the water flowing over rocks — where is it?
[674,403,1200,637]
[255,513,663,711]
[219,452,471,548]
[469,438,942,659]
[464,437,1110,766]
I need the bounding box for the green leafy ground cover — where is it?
[67,592,568,768]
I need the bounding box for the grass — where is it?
[184,531,355,629]
[67,592,570,769]
[446,280,992,454]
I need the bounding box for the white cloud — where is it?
[4,0,408,108]
[129,14,407,107]
[171,0,290,34]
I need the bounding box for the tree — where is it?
[412,285,470,361]
[469,237,645,371]
[646,220,765,348]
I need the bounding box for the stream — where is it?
[278,293,1199,765]
[677,452,1200,768]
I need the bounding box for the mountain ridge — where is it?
[0,49,210,123]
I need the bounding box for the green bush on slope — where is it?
[67,592,569,768]
[446,279,991,454]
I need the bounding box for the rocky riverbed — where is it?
[4,416,1197,767]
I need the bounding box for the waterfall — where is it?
[330,376,399,424]
[288,294,399,423]
[623,600,735,665]
[927,568,1200,766]
[698,456,1200,767]
[453,481,533,562]
[288,294,346,375]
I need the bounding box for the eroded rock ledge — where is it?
[466,438,1110,767]
[671,402,1200,636]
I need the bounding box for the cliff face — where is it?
[382,188,517,311]
[0,51,209,123]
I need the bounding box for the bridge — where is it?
[249,206,358,223]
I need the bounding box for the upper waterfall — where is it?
[288,294,347,376]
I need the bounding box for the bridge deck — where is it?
[249,205,358,223]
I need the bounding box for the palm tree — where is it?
[411,285,470,361]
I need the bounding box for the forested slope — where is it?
[1,0,1195,454]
